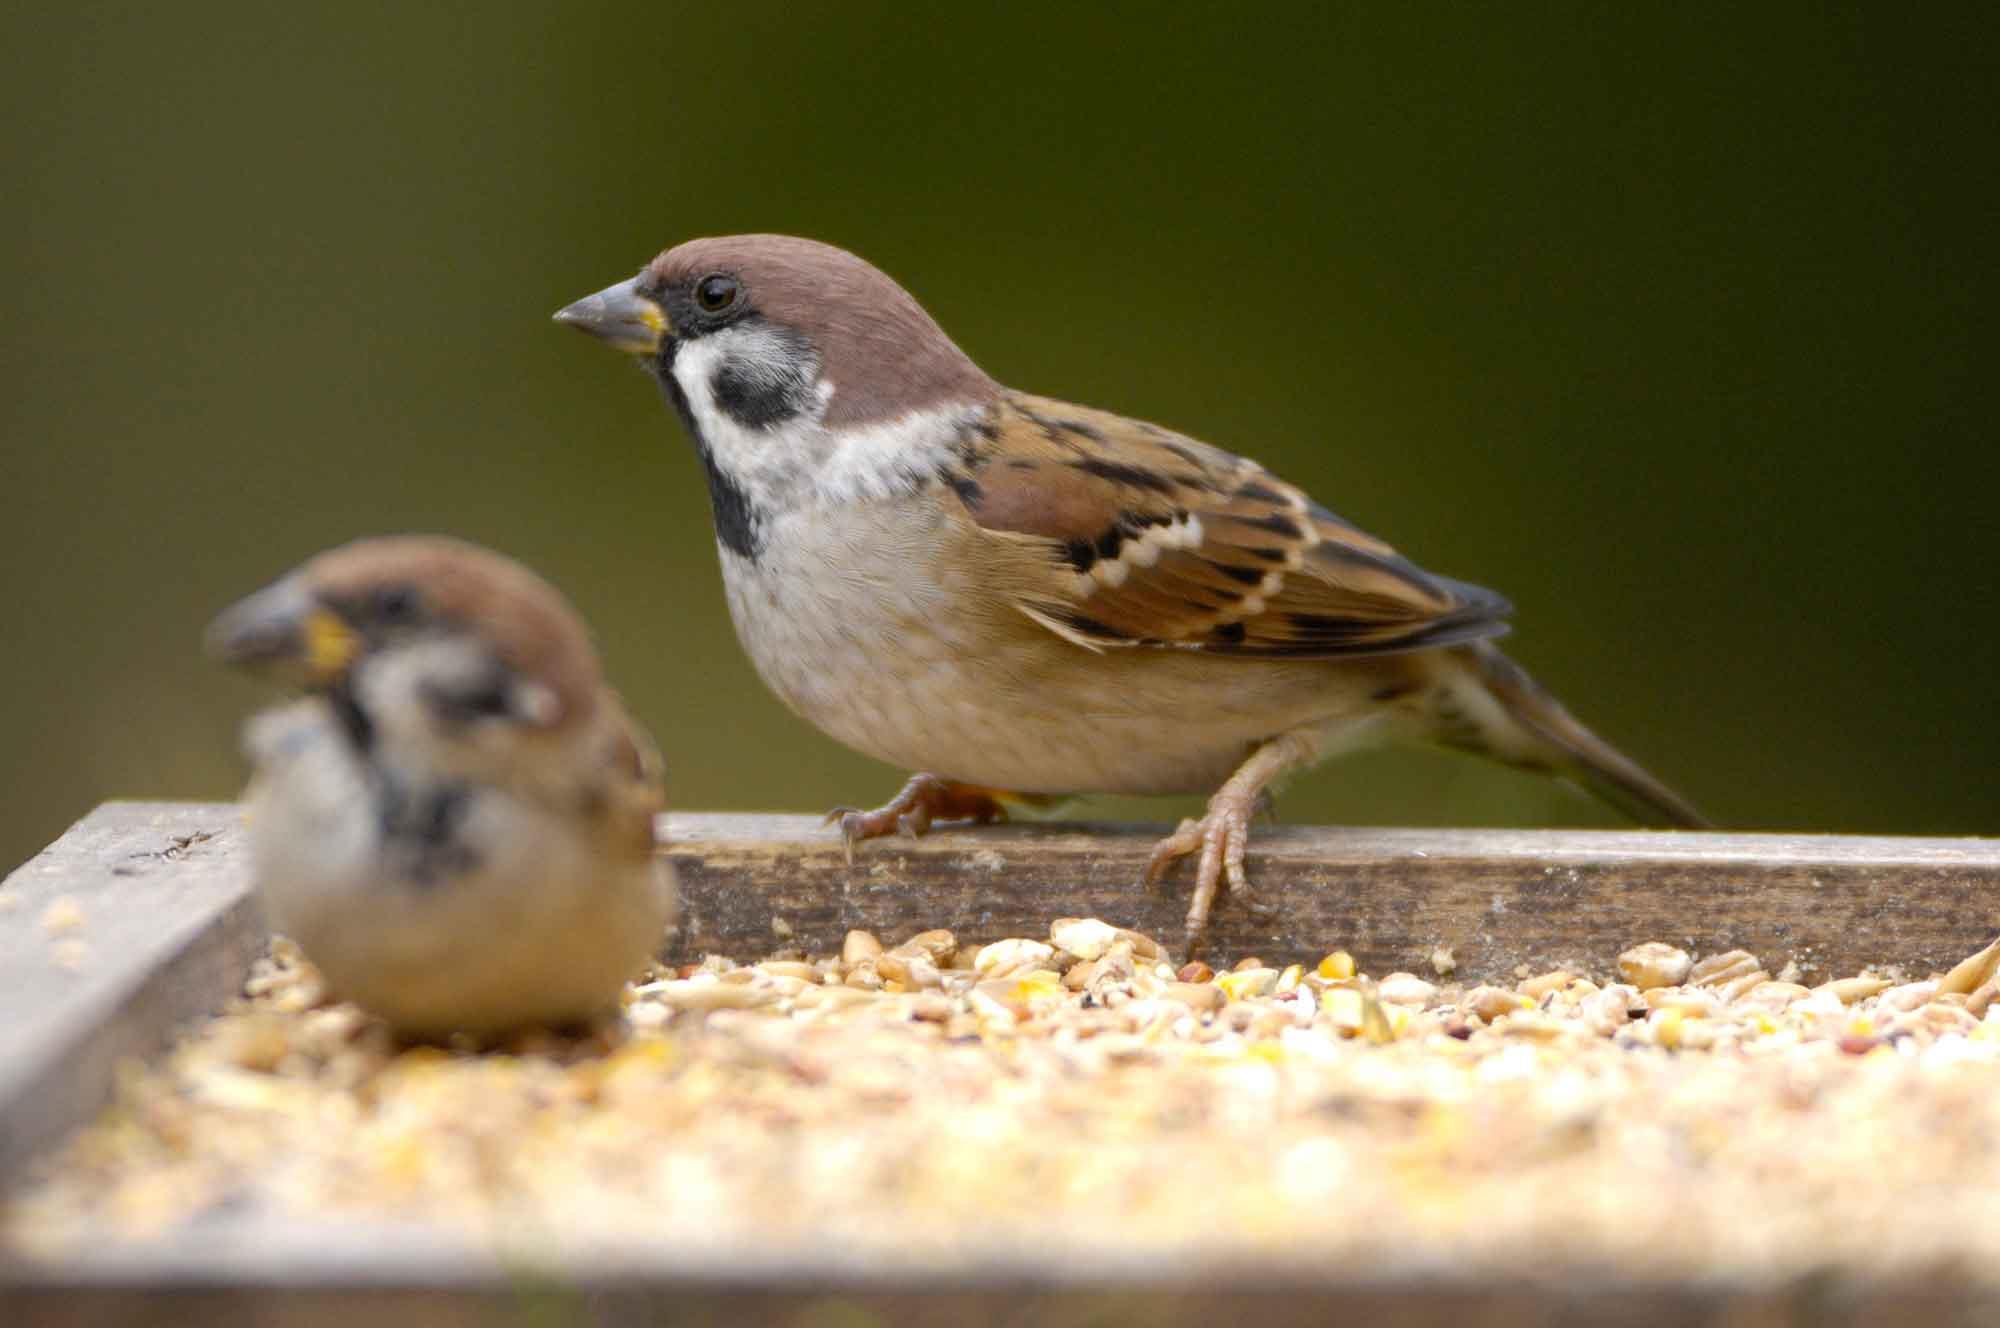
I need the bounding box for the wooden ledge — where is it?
[3,802,1997,1188]
[9,1225,1998,1328]
[668,812,2000,982]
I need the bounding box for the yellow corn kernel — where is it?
[1655,1006,1684,1049]
[1317,951,1356,981]
[1012,970,1063,1005]
[1322,987,1365,1032]
[1362,993,1396,1044]
[1216,968,1278,1001]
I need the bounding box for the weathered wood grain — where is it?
[666,813,2000,980]
[4,1219,1998,1327]
[0,804,259,1185]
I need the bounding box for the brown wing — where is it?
[947,393,1510,657]
[595,692,669,859]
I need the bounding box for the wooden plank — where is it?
[0,804,261,1185]
[666,813,2000,980]
[5,803,1998,1188]
[5,1215,2000,1326]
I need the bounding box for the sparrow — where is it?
[555,235,1705,945]
[206,536,677,1038]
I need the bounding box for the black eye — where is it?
[373,585,419,623]
[694,273,739,313]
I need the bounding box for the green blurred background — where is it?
[3,3,1994,874]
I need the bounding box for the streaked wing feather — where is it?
[951,393,1511,659]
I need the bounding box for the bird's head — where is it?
[206,536,603,757]
[555,235,998,555]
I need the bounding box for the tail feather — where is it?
[1441,643,1709,829]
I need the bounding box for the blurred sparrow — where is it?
[557,235,1704,945]
[207,536,676,1037]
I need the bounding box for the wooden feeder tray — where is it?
[3,803,1999,1326]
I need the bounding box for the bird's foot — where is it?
[1143,787,1277,955]
[825,774,1007,863]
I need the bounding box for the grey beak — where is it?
[206,578,307,667]
[552,277,668,355]
[205,577,357,682]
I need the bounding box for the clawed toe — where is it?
[825,774,1010,863]
[1143,817,1204,889]
[1143,798,1267,953]
[1231,880,1279,921]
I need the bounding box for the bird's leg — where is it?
[825,773,1008,861]
[1143,729,1326,953]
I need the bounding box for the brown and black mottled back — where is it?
[946,393,1512,659]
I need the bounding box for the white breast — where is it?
[243,702,671,1036]
[720,496,977,759]
[716,498,1389,797]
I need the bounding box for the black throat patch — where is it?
[327,679,375,754]
[375,771,479,889]
[653,341,765,560]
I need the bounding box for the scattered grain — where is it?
[1618,942,1692,990]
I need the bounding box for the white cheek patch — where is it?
[671,329,982,515]
[352,639,487,744]
[668,336,723,420]
[671,332,799,457]
[669,333,810,515]
[722,324,817,399]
